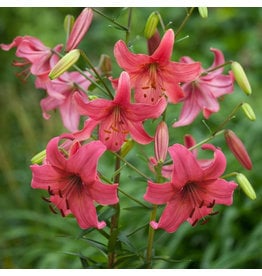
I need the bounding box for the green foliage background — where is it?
[0,7,261,268]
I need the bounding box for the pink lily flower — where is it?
[0,35,63,79]
[144,143,237,233]
[66,8,93,52]
[74,71,166,152]
[148,134,206,179]
[114,29,201,104]
[30,136,119,229]
[173,48,234,127]
[39,71,91,132]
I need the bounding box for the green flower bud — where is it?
[241,102,256,121]
[144,12,159,39]
[121,139,135,158]
[49,49,80,80]
[64,14,75,36]
[236,173,256,200]
[231,61,252,96]
[31,149,46,164]
[198,7,208,18]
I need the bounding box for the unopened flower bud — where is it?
[66,8,93,52]
[147,29,161,55]
[49,49,80,80]
[98,54,112,77]
[198,7,208,18]
[144,11,159,39]
[231,61,252,96]
[236,173,256,200]
[64,14,75,38]
[31,149,46,164]
[155,121,169,163]
[241,102,256,121]
[224,129,252,170]
[121,139,135,158]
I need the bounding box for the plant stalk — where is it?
[107,151,121,268]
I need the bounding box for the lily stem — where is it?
[145,163,163,268]
[107,151,121,268]
[175,7,195,37]
[145,204,158,268]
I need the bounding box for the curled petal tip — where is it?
[150,221,159,230]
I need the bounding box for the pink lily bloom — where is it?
[173,48,234,127]
[114,29,201,104]
[66,8,93,52]
[39,71,91,132]
[148,134,203,179]
[144,143,237,233]
[30,136,119,229]
[0,35,63,79]
[74,71,166,152]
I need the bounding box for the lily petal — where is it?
[90,180,119,205]
[151,29,174,64]
[68,190,106,229]
[153,197,192,233]
[168,144,203,189]
[201,144,227,179]
[114,40,149,72]
[144,181,173,204]
[68,141,106,183]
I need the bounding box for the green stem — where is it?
[145,204,158,268]
[156,11,166,33]
[145,163,163,268]
[213,102,244,134]
[175,7,195,37]
[107,151,121,268]
[200,61,233,77]
[125,8,132,43]
[92,8,129,32]
[118,187,151,209]
[221,172,238,179]
[80,50,114,99]
[112,151,151,181]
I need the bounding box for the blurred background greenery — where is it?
[0,7,261,268]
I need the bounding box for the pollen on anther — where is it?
[60,209,65,217]
[200,218,210,225]
[41,196,51,203]
[103,129,112,134]
[49,204,58,214]
[65,199,70,210]
[58,190,63,198]
[209,211,220,216]
[207,199,215,208]
[192,219,198,227]
[189,207,195,218]
[48,186,54,196]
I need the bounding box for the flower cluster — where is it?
[1,8,255,265]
